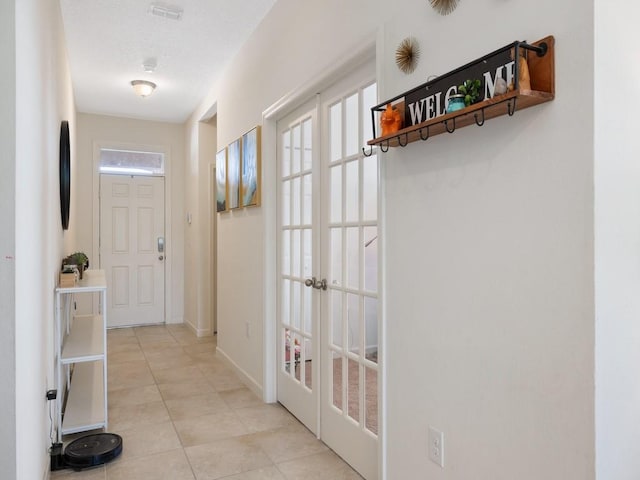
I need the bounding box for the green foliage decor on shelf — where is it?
[63,252,89,268]
[458,79,482,107]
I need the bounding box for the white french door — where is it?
[277,61,379,479]
[100,174,166,327]
[277,98,320,433]
[320,67,379,480]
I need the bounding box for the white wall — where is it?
[75,113,185,325]
[14,0,76,478]
[594,2,640,479]
[198,120,217,334]
[196,0,599,478]
[384,1,595,479]
[0,1,16,477]
[183,116,217,335]
[204,0,383,399]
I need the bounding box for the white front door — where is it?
[276,62,379,479]
[100,174,165,327]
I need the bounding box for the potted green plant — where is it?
[63,252,89,279]
[457,79,482,107]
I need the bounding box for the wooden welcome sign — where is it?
[404,46,515,126]
[364,35,555,153]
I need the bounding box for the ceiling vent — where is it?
[142,58,157,73]
[149,2,183,21]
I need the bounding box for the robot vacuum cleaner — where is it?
[51,433,123,471]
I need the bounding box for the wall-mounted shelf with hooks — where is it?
[363,36,555,156]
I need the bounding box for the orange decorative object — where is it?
[518,56,531,91]
[380,103,403,136]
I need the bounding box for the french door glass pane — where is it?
[347,293,360,354]
[332,352,343,411]
[303,229,312,278]
[284,328,291,373]
[304,286,312,334]
[330,166,342,223]
[292,281,301,329]
[292,124,301,174]
[364,296,378,363]
[292,177,301,226]
[303,119,313,170]
[365,365,378,434]
[364,226,378,292]
[292,229,300,278]
[282,180,291,226]
[363,154,378,222]
[330,103,342,162]
[346,227,359,289]
[303,174,312,225]
[294,332,302,382]
[282,132,291,177]
[345,160,359,223]
[282,280,290,326]
[330,228,342,286]
[282,230,291,275]
[345,93,359,157]
[347,358,360,422]
[362,83,377,148]
[331,290,343,347]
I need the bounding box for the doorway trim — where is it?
[91,140,174,324]
[261,32,387,479]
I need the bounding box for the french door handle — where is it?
[304,277,327,291]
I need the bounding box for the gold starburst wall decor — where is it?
[395,37,420,74]
[429,0,460,15]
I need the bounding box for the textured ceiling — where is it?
[60,0,277,123]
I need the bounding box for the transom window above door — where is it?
[99,148,165,175]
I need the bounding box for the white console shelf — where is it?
[54,270,108,439]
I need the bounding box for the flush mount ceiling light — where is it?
[149,2,183,20]
[131,80,157,97]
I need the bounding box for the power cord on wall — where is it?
[46,389,65,471]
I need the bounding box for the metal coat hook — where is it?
[419,126,430,141]
[397,133,409,147]
[521,41,548,57]
[507,97,517,116]
[474,109,485,126]
[380,140,390,153]
[362,145,374,157]
[444,118,456,134]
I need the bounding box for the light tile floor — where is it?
[51,324,362,480]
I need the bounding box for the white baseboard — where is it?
[183,320,213,337]
[185,320,197,335]
[168,316,184,325]
[216,347,264,400]
[197,327,213,337]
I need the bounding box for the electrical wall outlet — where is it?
[245,321,251,338]
[428,426,444,467]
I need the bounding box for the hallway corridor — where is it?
[51,325,361,479]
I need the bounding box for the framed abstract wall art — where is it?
[215,148,227,213]
[241,126,261,207]
[227,138,241,209]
